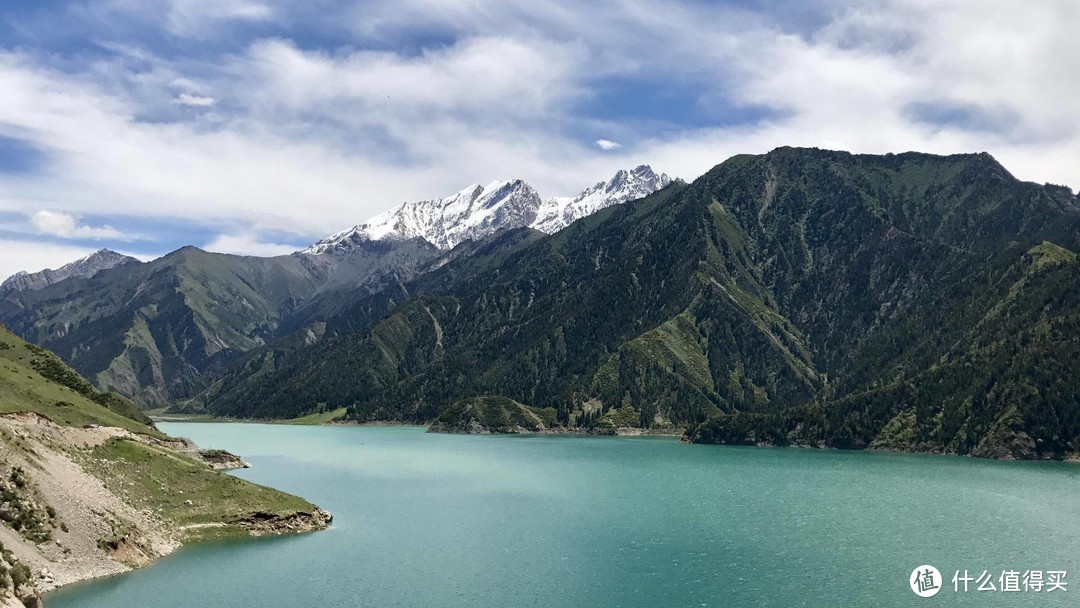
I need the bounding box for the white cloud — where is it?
[29,211,126,240]
[241,36,585,122]
[1,0,1079,257]
[166,0,274,37]
[595,139,622,151]
[175,93,215,107]
[203,232,297,257]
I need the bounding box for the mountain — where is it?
[0,249,139,294]
[196,148,1080,460]
[303,165,672,253]
[0,167,668,410]
[0,324,328,601]
[0,241,438,408]
[531,165,674,233]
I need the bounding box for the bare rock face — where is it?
[195,449,251,470]
[0,546,41,608]
[232,508,333,536]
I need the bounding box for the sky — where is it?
[0,0,1078,279]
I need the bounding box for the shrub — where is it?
[10,561,30,587]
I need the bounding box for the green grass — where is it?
[150,412,225,423]
[281,407,348,425]
[624,311,713,391]
[1,324,324,544]
[150,408,349,425]
[0,327,163,437]
[83,438,315,542]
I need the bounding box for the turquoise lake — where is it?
[47,423,1080,607]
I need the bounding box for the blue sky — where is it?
[0,0,1078,278]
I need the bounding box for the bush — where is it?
[10,561,30,587]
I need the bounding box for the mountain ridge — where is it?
[192,147,1080,459]
[303,165,672,254]
[0,249,140,294]
[0,166,673,409]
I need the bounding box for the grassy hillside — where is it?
[0,324,329,595]
[80,438,316,542]
[0,325,158,435]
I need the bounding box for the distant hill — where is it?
[0,241,438,408]
[0,249,139,294]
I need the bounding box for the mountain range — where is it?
[190,148,1080,459]
[0,166,671,408]
[303,165,671,253]
[3,148,1079,459]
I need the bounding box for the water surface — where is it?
[49,424,1080,607]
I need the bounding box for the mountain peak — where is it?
[304,166,673,254]
[530,165,672,233]
[0,248,141,294]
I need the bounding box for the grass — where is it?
[0,324,324,545]
[83,438,315,542]
[0,342,164,438]
[150,412,224,423]
[625,311,713,391]
[281,407,348,425]
[0,324,162,436]
[150,407,349,425]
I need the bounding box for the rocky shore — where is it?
[234,508,334,536]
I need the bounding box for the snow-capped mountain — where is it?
[303,165,672,254]
[307,180,542,254]
[0,249,140,294]
[531,165,673,233]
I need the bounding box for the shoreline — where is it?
[154,413,686,436]
[0,414,332,602]
[152,415,1080,461]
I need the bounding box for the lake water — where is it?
[48,423,1080,607]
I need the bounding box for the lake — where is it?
[48,423,1080,607]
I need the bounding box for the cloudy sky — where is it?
[0,0,1078,279]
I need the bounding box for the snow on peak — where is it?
[303,165,672,254]
[531,165,672,234]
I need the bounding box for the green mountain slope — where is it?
[428,396,556,434]
[0,325,160,434]
[201,179,824,424]
[196,148,1080,459]
[689,241,1080,458]
[0,240,437,408]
